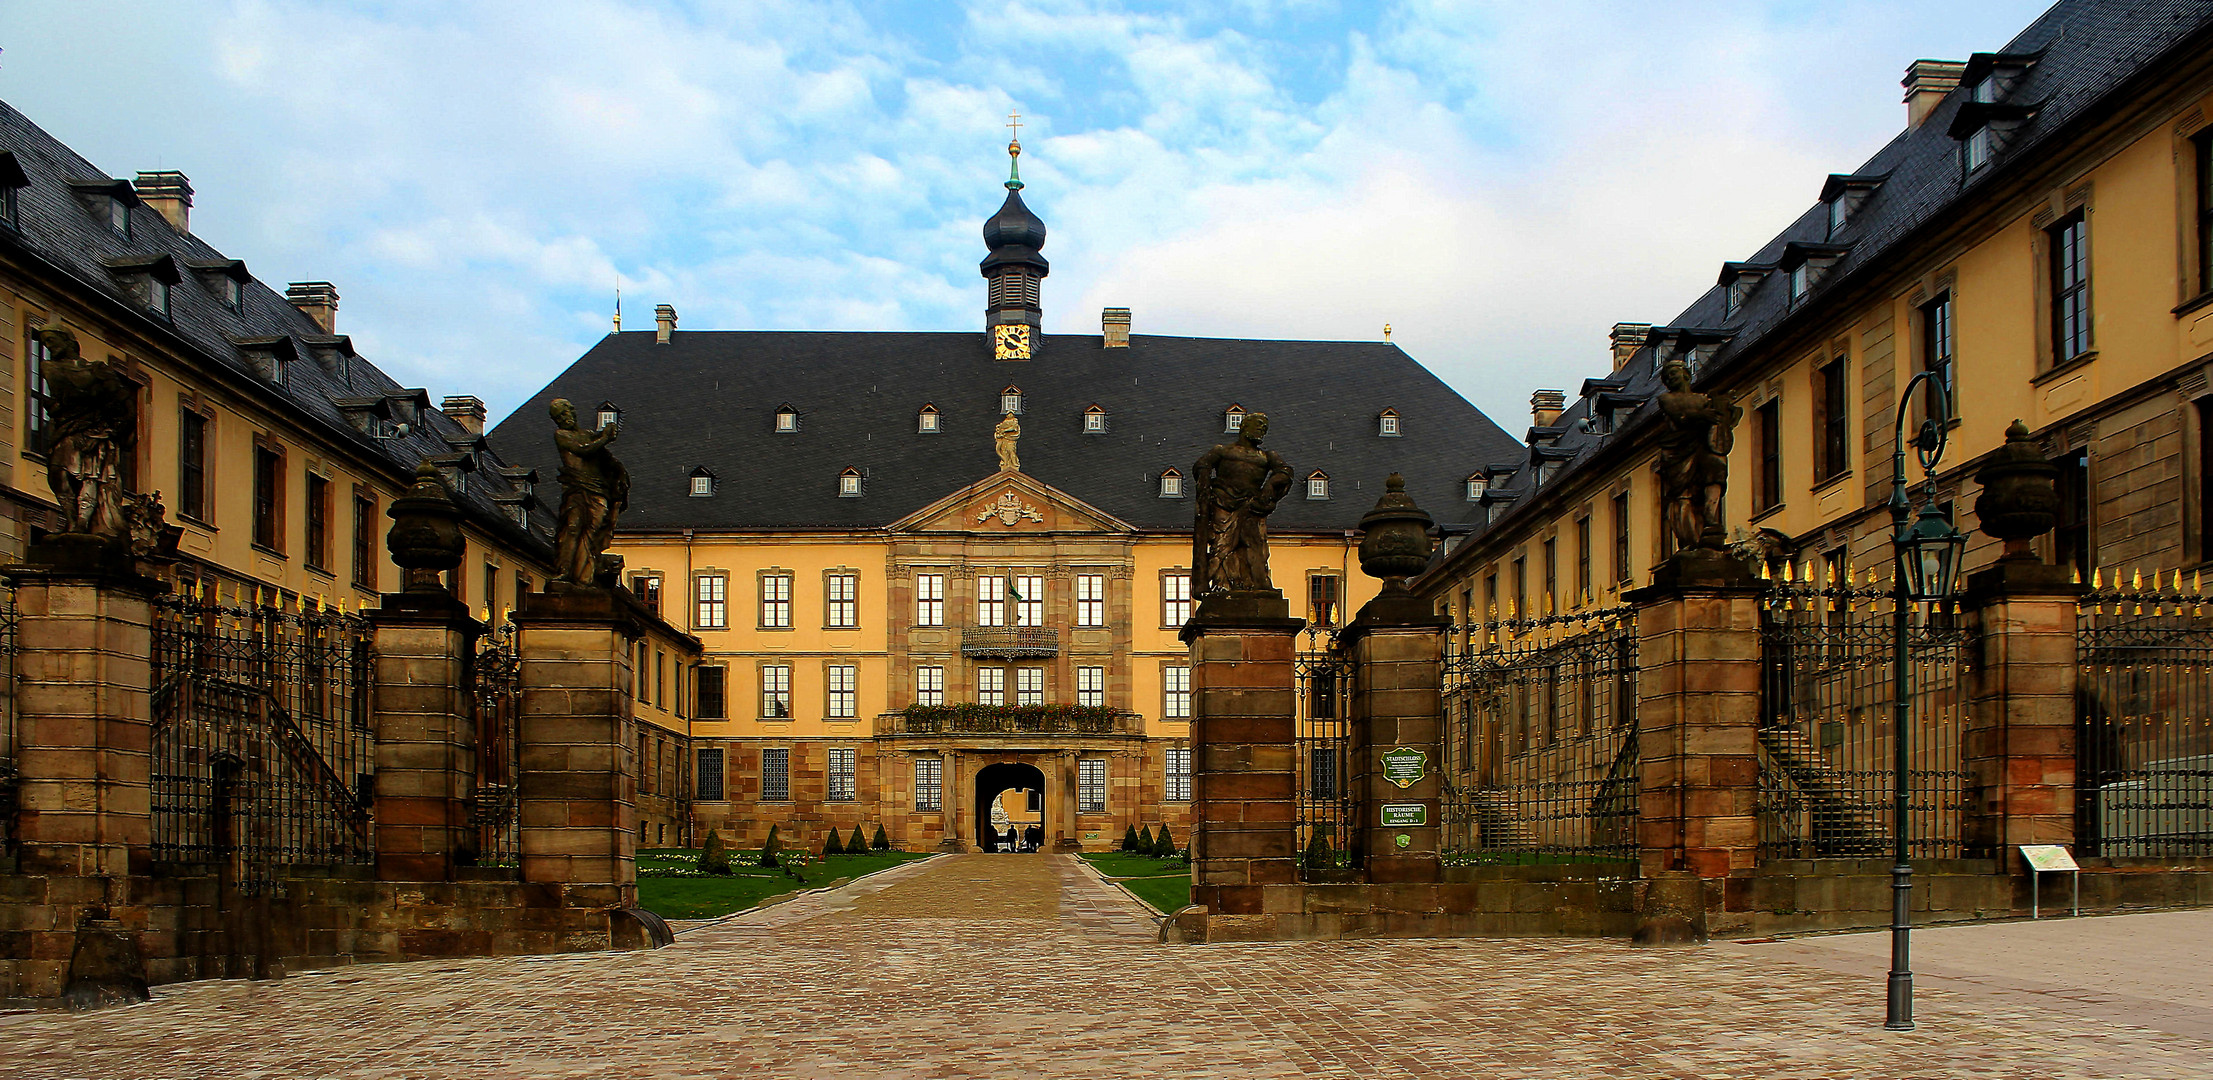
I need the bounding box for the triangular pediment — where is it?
[891,469,1136,534]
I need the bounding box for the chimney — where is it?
[286,281,340,333]
[1903,59,1966,130]
[441,395,487,435]
[1102,307,1131,348]
[133,171,193,233]
[655,303,677,345]
[1531,389,1566,428]
[1609,323,1650,370]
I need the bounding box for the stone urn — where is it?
[1972,420,2060,563]
[386,463,465,592]
[1358,473,1436,594]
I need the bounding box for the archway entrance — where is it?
[975,761,1047,852]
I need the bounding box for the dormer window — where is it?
[0,152,26,231]
[1828,197,1848,235]
[1000,386,1023,415]
[1964,126,1992,171]
[917,404,940,433]
[1305,471,1330,500]
[1083,405,1106,433]
[1788,263,1809,301]
[838,468,863,497]
[192,260,252,314]
[689,468,716,498]
[1377,408,1401,437]
[1820,174,1884,239]
[1158,468,1184,498]
[775,404,799,433]
[1780,243,1848,306]
[596,402,621,429]
[106,254,181,319]
[1223,405,1246,433]
[107,196,129,235]
[1466,475,1488,502]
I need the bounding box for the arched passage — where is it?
[974,761,1046,852]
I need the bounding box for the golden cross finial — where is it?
[1007,110,1022,141]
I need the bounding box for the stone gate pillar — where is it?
[367,591,484,881]
[514,588,639,904]
[1962,560,2080,856]
[1342,595,1451,884]
[1182,595,1305,917]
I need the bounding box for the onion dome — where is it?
[981,136,1048,275]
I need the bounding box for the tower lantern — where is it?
[981,112,1047,360]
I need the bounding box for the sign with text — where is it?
[1380,803,1427,826]
[2019,844,2079,872]
[1381,747,1429,789]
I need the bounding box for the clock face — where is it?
[993,324,1032,360]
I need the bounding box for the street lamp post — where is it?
[1884,370,1967,1031]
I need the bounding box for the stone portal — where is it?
[975,761,1048,851]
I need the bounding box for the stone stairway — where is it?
[1759,723,1886,856]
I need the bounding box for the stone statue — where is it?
[549,398,629,586]
[994,413,1021,472]
[1654,359,1740,553]
[33,325,135,540]
[1191,412,1293,598]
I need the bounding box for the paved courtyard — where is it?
[4,854,2209,1079]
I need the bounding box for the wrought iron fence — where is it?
[1297,638,1357,876]
[2077,574,2213,856]
[150,591,375,892]
[1441,608,1638,865]
[470,621,521,868]
[0,582,17,841]
[1757,572,1972,861]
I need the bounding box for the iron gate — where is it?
[1297,637,1357,876]
[2077,576,2213,856]
[469,621,522,868]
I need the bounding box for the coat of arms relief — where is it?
[977,490,1044,526]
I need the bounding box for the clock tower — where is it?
[981,113,1047,361]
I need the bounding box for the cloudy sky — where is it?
[0,0,2049,428]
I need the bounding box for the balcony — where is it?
[959,625,1059,659]
[877,704,1141,738]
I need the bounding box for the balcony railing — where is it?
[878,704,1141,738]
[959,625,1060,659]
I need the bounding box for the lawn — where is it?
[636,848,932,920]
[1080,852,1191,916]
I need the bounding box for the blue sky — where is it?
[0,0,2051,429]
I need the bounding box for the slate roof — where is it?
[1437,0,2213,548]
[487,330,1521,533]
[0,99,553,557]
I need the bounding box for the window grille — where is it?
[827,664,857,718]
[1078,758,1107,813]
[827,747,856,801]
[761,664,791,718]
[761,748,791,802]
[696,749,725,800]
[915,758,942,811]
[1310,746,1338,799]
[1166,747,1191,802]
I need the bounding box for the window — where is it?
[1083,405,1106,433]
[978,575,1008,627]
[1078,758,1107,813]
[1964,125,1992,172]
[697,666,727,719]
[636,643,651,706]
[690,470,714,497]
[761,748,790,802]
[1922,291,1955,422]
[976,666,1006,705]
[352,492,377,589]
[1483,573,1499,637]
[827,747,856,801]
[1466,475,1487,502]
[1542,538,1558,615]
[0,179,15,230]
[2197,132,2213,295]
[1077,666,1104,707]
[1817,357,1848,482]
[1611,493,1631,584]
[107,196,129,235]
[1308,575,1340,628]
[1015,666,1044,706]
[1378,409,1400,437]
[760,573,791,628]
[24,325,52,456]
[761,664,792,718]
[827,664,857,719]
[838,468,862,497]
[826,573,858,628]
[1013,574,1043,627]
[916,665,944,707]
[918,405,940,433]
[516,571,533,601]
[1075,574,1106,627]
[1306,472,1330,500]
[1163,572,1192,626]
[697,574,728,629]
[1788,262,1810,303]
[1576,516,1593,605]
[915,758,943,811]
[1165,747,1191,802]
[1000,387,1023,415]
[693,748,725,801]
[1755,399,1782,513]
[916,573,945,626]
[2054,448,2091,580]
[1511,557,1527,621]
[775,407,798,433]
[2050,211,2091,364]
[632,574,663,614]
[178,406,208,522]
[1310,746,1338,799]
[596,403,620,429]
[252,444,283,551]
[304,474,331,572]
[1164,664,1191,719]
[1158,469,1183,498]
[1223,406,1245,433]
[1827,196,1849,237]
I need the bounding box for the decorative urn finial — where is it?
[1358,473,1435,594]
[1972,419,2061,563]
[386,463,466,593]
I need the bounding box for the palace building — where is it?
[489,138,1521,852]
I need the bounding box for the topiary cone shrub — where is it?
[1153,824,1176,859]
[872,824,891,851]
[1121,825,1140,852]
[1137,825,1154,854]
[700,830,733,875]
[759,825,782,868]
[848,825,868,854]
[823,827,845,857]
[1304,832,1333,870]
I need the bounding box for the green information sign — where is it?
[1381,747,1428,789]
[1380,803,1427,826]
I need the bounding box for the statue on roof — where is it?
[549,398,629,587]
[1191,412,1294,599]
[32,324,135,542]
[994,413,1021,472]
[1654,359,1740,553]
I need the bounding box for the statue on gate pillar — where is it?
[1654,359,1740,553]
[1191,411,1293,599]
[549,398,629,587]
[33,324,135,542]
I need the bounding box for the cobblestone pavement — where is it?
[5,855,2209,1079]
